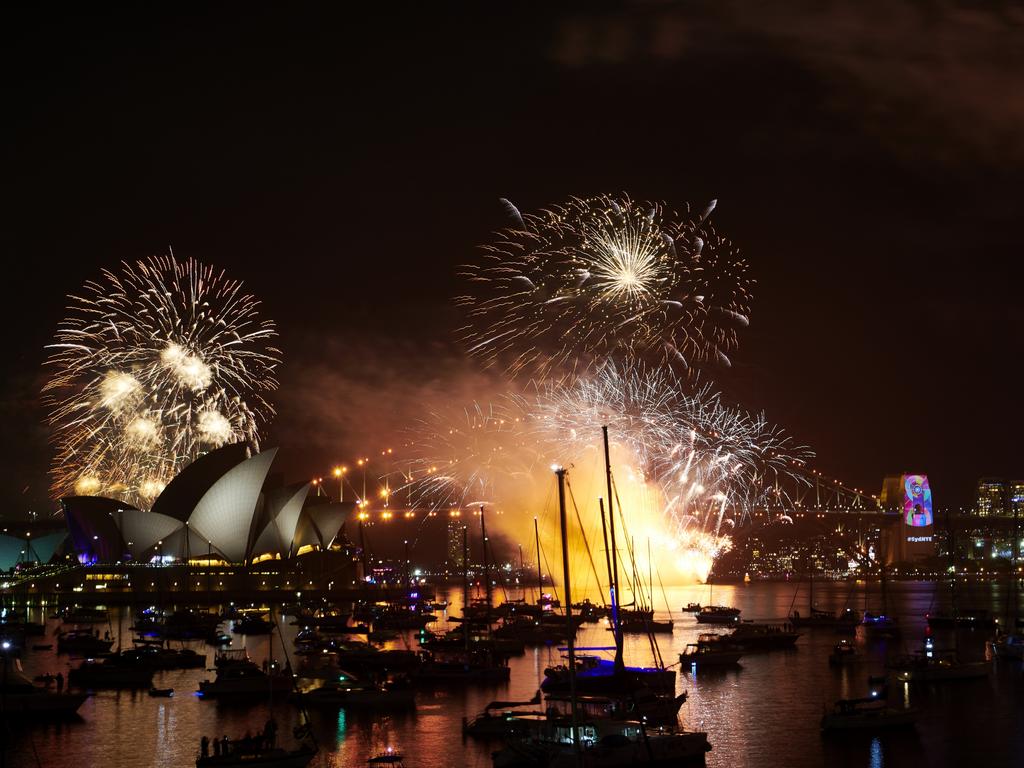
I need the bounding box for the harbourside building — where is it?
[973,477,1024,517]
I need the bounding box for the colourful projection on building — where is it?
[903,474,933,527]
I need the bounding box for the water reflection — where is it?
[869,736,883,768]
[7,581,1024,768]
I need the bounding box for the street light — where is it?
[333,466,348,502]
[357,458,369,502]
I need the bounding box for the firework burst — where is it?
[404,401,539,512]
[456,194,753,382]
[405,362,809,581]
[529,362,811,534]
[44,254,280,507]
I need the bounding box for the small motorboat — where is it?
[857,611,901,641]
[681,634,743,668]
[367,752,405,767]
[56,630,114,656]
[148,687,174,697]
[682,602,702,614]
[695,605,741,625]
[889,651,990,683]
[828,640,860,666]
[821,696,916,732]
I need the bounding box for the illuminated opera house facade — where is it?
[55,444,361,596]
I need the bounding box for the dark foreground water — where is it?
[7,581,1024,768]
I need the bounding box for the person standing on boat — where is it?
[213,737,221,758]
[55,672,64,693]
[200,736,209,758]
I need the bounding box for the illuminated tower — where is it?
[879,473,935,563]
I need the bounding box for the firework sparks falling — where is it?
[43,254,280,508]
[405,362,809,581]
[456,194,753,382]
[404,401,539,512]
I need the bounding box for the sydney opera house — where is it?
[60,444,354,567]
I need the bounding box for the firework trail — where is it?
[43,254,280,508]
[456,194,753,383]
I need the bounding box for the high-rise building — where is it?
[446,520,465,572]
[975,478,1006,516]
[1010,481,1024,516]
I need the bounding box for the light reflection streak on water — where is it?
[870,736,884,768]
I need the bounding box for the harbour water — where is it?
[8,580,1024,767]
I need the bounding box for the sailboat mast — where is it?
[647,538,654,610]
[462,525,470,651]
[480,504,492,608]
[358,520,369,583]
[554,466,581,762]
[599,500,614,610]
[534,518,543,603]
[602,426,624,674]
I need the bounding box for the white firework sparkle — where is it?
[43,254,280,508]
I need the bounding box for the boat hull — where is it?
[680,650,743,668]
[0,692,88,719]
[196,747,316,768]
[821,710,916,731]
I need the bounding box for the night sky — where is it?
[3,4,1022,514]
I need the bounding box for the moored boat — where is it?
[541,654,675,694]
[828,640,859,666]
[926,608,996,630]
[695,606,741,625]
[492,716,711,767]
[412,648,510,685]
[197,739,316,768]
[0,662,88,719]
[198,661,294,698]
[889,649,990,683]
[60,607,108,624]
[789,607,859,632]
[294,670,415,708]
[820,697,916,732]
[680,634,743,668]
[720,622,800,651]
[56,630,114,655]
[856,611,900,641]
